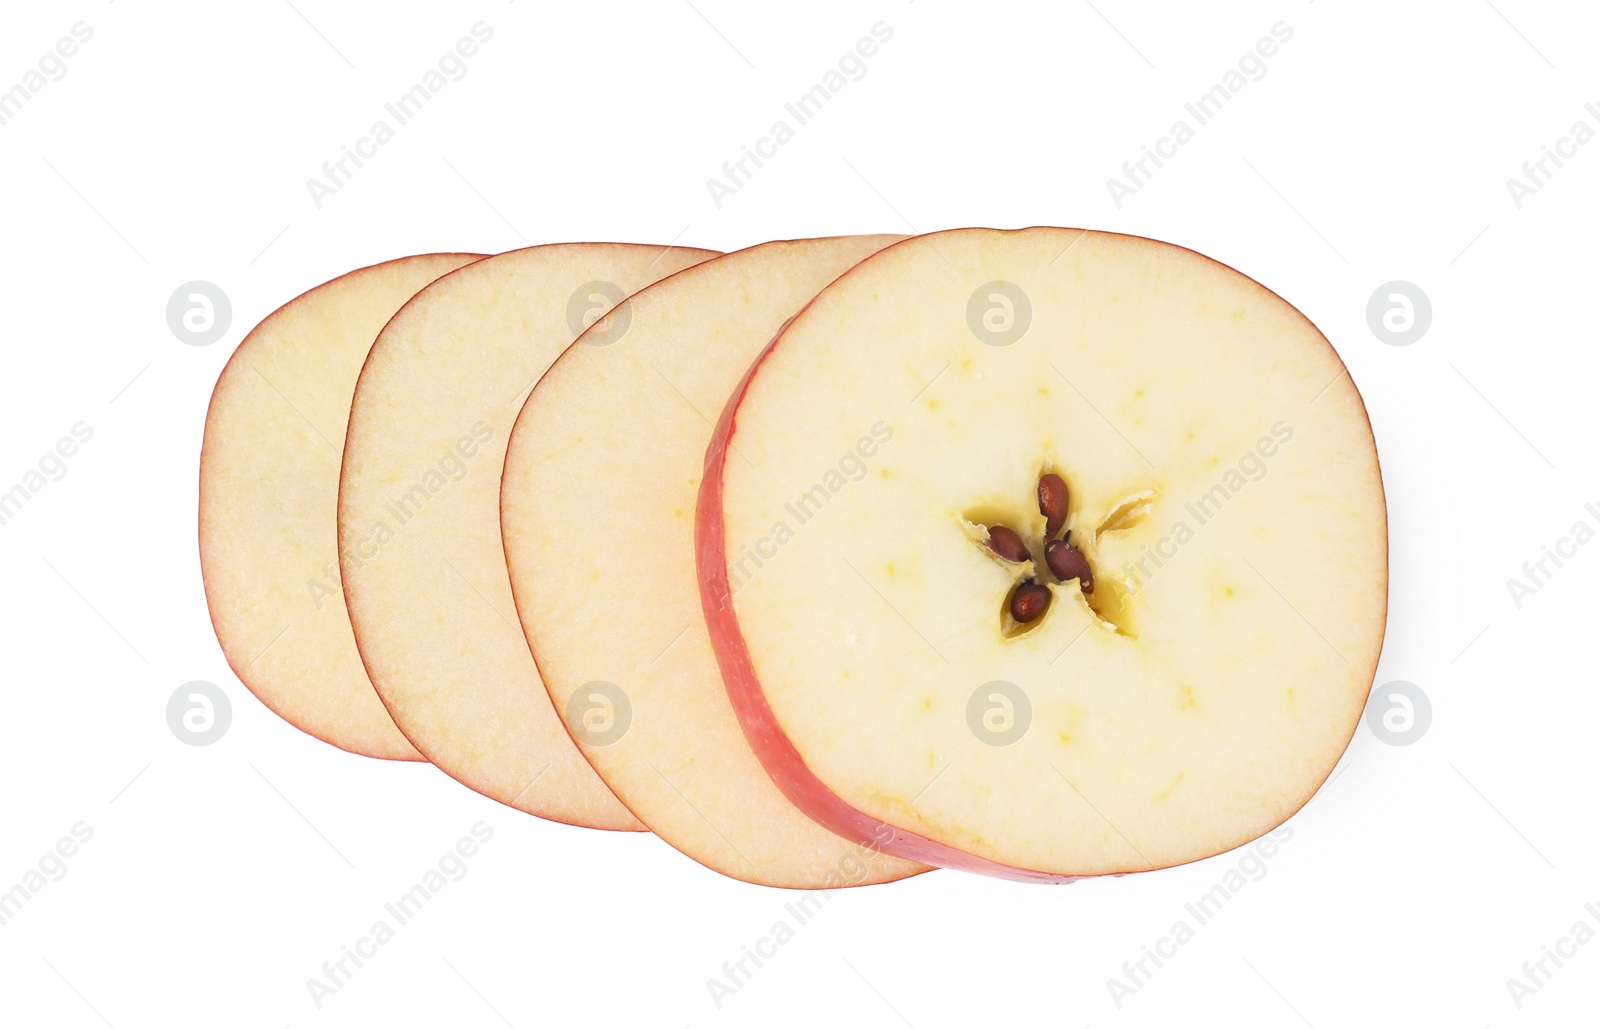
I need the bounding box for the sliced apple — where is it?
[502,236,929,884]
[339,243,716,829]
[698,227,1387,882]
[200,253,482,760]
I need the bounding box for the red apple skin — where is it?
[694,314,1084,885]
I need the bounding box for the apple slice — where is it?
[201,253,482,760]
[339,243,717,829]
[698,228,1387,882]
[502,236,929,884]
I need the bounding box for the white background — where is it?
[0,0,1594,1025]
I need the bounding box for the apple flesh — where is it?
[339,243,717,830]
[200,253,482,760]
[502,236,929,885]
[698,228,1387,881]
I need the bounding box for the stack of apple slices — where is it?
[200,228,1386,887]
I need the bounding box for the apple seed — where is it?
[1038,473,1068,538]
[986,526,1031,563]
[1045,539,1093,594]
[1010,582,1051,623]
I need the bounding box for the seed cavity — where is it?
[1096,489,1156,538]
[966,469,1136,637]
